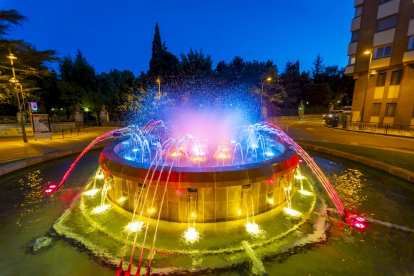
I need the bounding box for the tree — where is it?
[311,54,325,83]
[0,9,26,36]
[178,48,213,78]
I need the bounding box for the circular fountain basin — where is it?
[99,137,299,223]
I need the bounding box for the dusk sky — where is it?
[3,0,354,75]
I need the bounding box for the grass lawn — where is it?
[296,140,414,173]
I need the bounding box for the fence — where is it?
[326,120,414,137]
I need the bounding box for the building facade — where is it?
[345,0,414,126]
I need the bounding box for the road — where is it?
[272,118,414,154]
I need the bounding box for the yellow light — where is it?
[217,153,227,159]
[267,198,274,205]
[7,54,17,60]
[148,207,156,214]
[125,221,143,232]
[238,209,242,215]
[364,51,371,55]
[245,222,261,235]
[183,227,199,242]
[85,108,89,112]
[191,212,195,218]
[96,173,104,179]
[9,78,19,83]
[156,78,160,83]
[171,152,181,157]
[266,77,272,81]
[93,205,110,214]
[299,190,312,196]
[370,70,378,75]
[84,189,100,196]
[118,197,127,204]
[295,175,306,180]
[284,207,301,216]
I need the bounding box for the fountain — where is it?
[49,119,365,275]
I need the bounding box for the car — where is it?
[343,106,352,115]
[323,110,343,118]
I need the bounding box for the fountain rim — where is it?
[101,135,297,173]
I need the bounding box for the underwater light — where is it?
[126,221,143,232]
[93,205,110,214]
[117,197,127,204]
[171,152,181,157]
[132,148,139,152]
[231,140,237,144]
[295,175,306,180]
[353,222,366,229]
[184,227,199,242]
[96,174,104,179]
[48,184,57,189]
[355,216,366,223]
[298,159,304,163]
[84,189,100,196]
[299,190,312,196]
[217,153,227,159]
[44,188,54,194]
[267,198,274,205]
[245,222,261,235]
[265,151,275,157]
[284,208,301,216]
[238,209,242,215]
[148,207,156,214]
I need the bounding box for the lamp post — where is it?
[156,78,161,99]
[8,52,28,143]
[360,51,376,123]
[260,77,272,118]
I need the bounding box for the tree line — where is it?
[0,11,354,124]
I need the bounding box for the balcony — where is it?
[348,42,358,55]
[377,0,400,20]
[408,19,414,36]
[354,0,364,7]
[345,65,355,75]
[371,57,391,69]
[403,51,414,63]
[351,17,361,32]
[373,28,395,47]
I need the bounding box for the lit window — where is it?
[390,70,402,85]
[377,15,397,32]
[355,6,363,17]
[408,36,414,50]
[374,45,392,58]
[376,73,387,87]
[351,31,359,42]
[385,103,397,117]
[371,103,381,116]
[348,56,356,65]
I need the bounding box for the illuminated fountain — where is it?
[50,120,365,275]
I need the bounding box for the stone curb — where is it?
[323,125,414,140]
[0,142,110,177]
[298,143,414,184]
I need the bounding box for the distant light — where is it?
[60,108,63,110]
[51,108,55,111]
[126,221,143,232]
[84,189,100,196]
[184,227,199,242]
[267,198,274,205]
[284,208,301,216]
[299,190,312,196]
[245,222,261,235]
[266,77,272,81]
[93,205,110,214]
[96,174,104,179]
[85,108,89,112]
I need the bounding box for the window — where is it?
[372,103,381,116]
[376,73,387,86]
[408,36,414,50]
[390,70,402,85]
[374,45,393,58]
[351,31,359,42]
[385,103,397,117]
[355,6,363,17]
[377,15,397,32]
[381,0,392,3]
[348,55,356,65]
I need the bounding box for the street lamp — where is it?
[360,51,377,123]
[7,51,28,143]
[156,78,161,98]
[260,77,272,117]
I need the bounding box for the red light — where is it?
[267,179,275,184]
[48,184,57,189]
[175,188,183,196]
[353,222,366,229]
[45,189,53,194]
[298,159,303,163]
[355,216,366,222]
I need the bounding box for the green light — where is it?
[85,108,89,112]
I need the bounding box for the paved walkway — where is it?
[0,127,117,164]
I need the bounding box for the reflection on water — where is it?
[0,150,413,275]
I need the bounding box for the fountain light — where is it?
[355,216,366,223]
[217,152,228,159]
[267,198,274,205]
[84,189,100,196]
[184,227,199,242]
[284,208,301,217]
[191,212,196,218]
[171,152,181,157]
[299,190,312,196]
[125,221,144,232]
[96,173,104,179]
[132,148,139,152]
[295,175,306,180]
[245,222,261,235]
[238,209,242,215]
[231,140,237,144]
[148,207,156,214]
[265,151,275,157]
[117,197,127,204]
[93,205,111,214]
[353,222,366,229]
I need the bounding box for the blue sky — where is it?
[3,0,354,75]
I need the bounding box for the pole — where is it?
[360,52,373,123]
[260,82,264,118]
[9,50,28,143]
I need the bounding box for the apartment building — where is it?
[345,0,414,126]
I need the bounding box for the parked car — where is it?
[323,110,344,118]
[343,106,352,115]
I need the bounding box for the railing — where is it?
[61,126,82,139]
[329,120,414,137]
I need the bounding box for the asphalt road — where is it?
[272,118,414,154]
